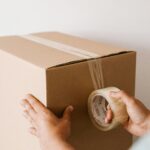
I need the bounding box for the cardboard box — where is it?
[0,32,136,150]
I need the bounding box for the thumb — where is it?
[63,105,74,121]
[109,90,135,107]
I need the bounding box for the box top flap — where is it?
[0,32,129,69]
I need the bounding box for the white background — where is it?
[0,0,150,106]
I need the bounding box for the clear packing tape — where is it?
[88,87,128,131]
[20,34,128,131]
[88,59,128,131]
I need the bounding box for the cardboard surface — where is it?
[46,52,136,150]
[0,32,136,150]
[0,32,128,68]
[0,49,46,150]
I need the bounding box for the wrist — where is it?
[54,137,75,150]
[49,132,75,150]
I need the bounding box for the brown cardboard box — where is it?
[0,32,136,150]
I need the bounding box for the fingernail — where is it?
[68,105,74,111]
[107,104,111,110]
[105,118,109,124]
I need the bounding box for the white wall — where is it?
[0,0,150,106]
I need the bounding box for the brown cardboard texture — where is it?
[0,32,136,150]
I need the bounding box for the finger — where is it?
[22,110,37,127]
[107,104,111,110]
[109,90,135,107]
[26,94,59,121]
[63,105,74,121]
[22,110,32,121]
[105,107,113,124]
[105,118,108,124]
[28,127,37,136]
[21,99,37,119]
[25,94,47,113]
[106,109,113,121]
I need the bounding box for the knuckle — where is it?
[29,99,36,106]
[41,111,51,120]
[62,119,70,125]
[129,98,136,105]
[26,105,32,111]
[42,109,49,115]
[23,109,28,114]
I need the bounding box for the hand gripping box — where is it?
[0,32,136,150]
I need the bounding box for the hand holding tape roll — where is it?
[88,87,128,131]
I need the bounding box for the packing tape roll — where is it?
[88,87,128,131]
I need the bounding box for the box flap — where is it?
[0,32,129,69]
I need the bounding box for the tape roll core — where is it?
[88,87,128,131]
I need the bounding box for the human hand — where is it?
[20,94,74,150]
[105,91,150,136]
